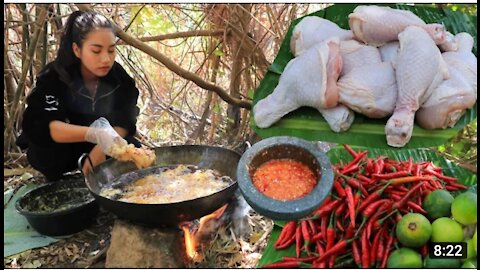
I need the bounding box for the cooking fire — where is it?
[181,204,229,262]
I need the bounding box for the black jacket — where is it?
[21,61,140,146]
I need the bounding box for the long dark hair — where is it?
[53,10,115,87]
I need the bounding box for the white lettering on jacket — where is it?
[45,95,59,111]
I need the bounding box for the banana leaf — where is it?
[257,146,477,267]
[251,4,477,148]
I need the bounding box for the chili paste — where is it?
[252,159,317,201]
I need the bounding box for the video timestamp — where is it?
[429,242,467,259]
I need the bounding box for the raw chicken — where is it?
[338,62,397,118]
[339,39,382,76]
[439,31,459,52]
[416,66,476,129]
[318,105,355,132]
[442,33,477,89]
[385,26,449,147]
[378,41,400,66]
[254,38,342,128]
[416,32,477,129]
[290,16,353,57]
[349,5,446,46]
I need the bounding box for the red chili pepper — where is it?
[446,185,460,191]
[343,150,368,170]
[387,176,432,185]
[336,219,345,232]
[344,177,369,197]
[406,157,413,173]
[413,164,421,176]
[335,202,346,217]
[316,238,354,263]
[420,244,429,257]
[301,220,311,254]
[274,234,295,250]
[345,223,355,239]
[357,182,391,213]
[407,201,427,214]
[307,219,317,236]
[341,163,359,175]
[370,226,385,265]
[370,210,398,231]
[390,193,402,201]
[352,239,362,267]
[376,232,386,267]
[311,199,343,218]
[448,182,468,190]
[356,199,392,234]
[283,256,318,263]
[328,255,336,268]
[315,241,327,268]
[295,226,302,258]
[380,231,396,268]
[274,221,297,249]
[376,158,385,174]
[320,215,328,243]
[333,181,347,197]
[366,159,374,174]
[345,185,356,228]
[361,229,370,268]
[394,212,402,223]
[392,182,424,210]
[326,213,335,250]
[424,169,458,181]
[310,232,323,243]
[343,144,358,159]
[372,171,410,180]
[261,260,310,268]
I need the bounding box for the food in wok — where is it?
[99,164,234,204]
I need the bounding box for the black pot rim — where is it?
[15,180,96,218]
[236,136,334,221]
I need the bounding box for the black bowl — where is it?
[15,178,99,236]
[237,136,334,220]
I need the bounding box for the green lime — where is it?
[424,256,461,268]
[396,213,432,248]
[387,248,423,268]
[473,230,477,254]
[451,192,477,225]
[461,257,477,268]
[465,238,475,259]
[431,217,464,242]
[423,190,454,220]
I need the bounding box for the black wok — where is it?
[79,145,240,226]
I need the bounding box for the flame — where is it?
[181,204,228,262]
[197,204,228,233]
[182,225,202,262]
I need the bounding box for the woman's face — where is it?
[72,28,116,78]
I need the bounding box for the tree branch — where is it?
[117,29,225,44]
[76,4,251,110]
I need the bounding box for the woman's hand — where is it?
[82,145,106,174]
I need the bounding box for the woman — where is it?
[17,10,141,181]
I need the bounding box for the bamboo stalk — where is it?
[4,5,48,154]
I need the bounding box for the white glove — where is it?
[85,117,127,156]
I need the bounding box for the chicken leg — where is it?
[385,26,448,147]
[349,5,446,47]
[254,38,342,128]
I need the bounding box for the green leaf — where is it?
[251,4,477,148]
[257,146,476,267]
